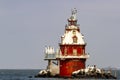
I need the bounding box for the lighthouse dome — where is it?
[61,29,85,45]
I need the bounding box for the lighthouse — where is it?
[57,9,89,77]
[43,8,89,77]
[35,9,117,79]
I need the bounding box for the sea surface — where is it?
[0,69,119,80]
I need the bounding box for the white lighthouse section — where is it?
[61,30,85,45]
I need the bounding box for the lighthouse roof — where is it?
[61,28,85,45]
[60,9,86,45]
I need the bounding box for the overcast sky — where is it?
[0,0,120,69]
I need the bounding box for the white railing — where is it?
[45,54,56,59]
[56,54,90,59]
[45,53,89,60]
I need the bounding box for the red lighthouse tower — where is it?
[57,9,89,77]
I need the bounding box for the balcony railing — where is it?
[45,53,89,60]
[56,53,89,59]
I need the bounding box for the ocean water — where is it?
[0,69,119,80]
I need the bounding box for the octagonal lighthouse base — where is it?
[59,59,86,77]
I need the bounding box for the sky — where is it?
[0,0,120,69]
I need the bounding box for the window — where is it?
[73,36,77,43]
[73,30,76,35]
[73,49,77,56]
[64,48,67,56]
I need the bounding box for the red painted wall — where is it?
[60,45,85,56]
[60,59,86,77]
[59,44,86,77]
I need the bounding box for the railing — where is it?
[56,54,90,59]
[45,54,56,60]
[45,53,90,60]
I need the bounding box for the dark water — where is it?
[0,69,119,80]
